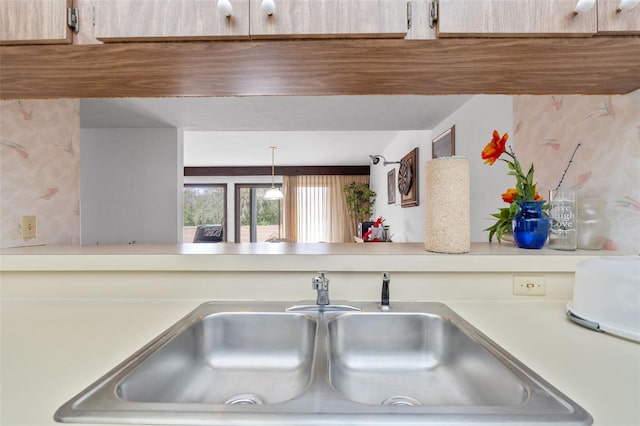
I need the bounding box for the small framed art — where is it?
[387,169,396,204]
[432,125,455,159]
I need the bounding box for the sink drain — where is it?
[381,396,422,407]
[224,394,265,405]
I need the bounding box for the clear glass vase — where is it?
[577,198,610,250]
[548,189,577,251]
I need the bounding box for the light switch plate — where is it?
[21,215,37,239]
[513,275,546,296]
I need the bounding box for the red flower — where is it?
[534,188,543,201]
[481,130,508,165]
[502,187,542,203]
[501,188,518,204]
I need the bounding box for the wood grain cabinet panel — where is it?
[249,0,408,39]
[92,0,249,41]
[0,0,72,45]
[438,0,597,37]
[597,0,640,34]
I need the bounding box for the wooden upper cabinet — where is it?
[0,0,73,45]
[249,0,408,39]
[597,0,640,34]
[92,0,249,42]
[437,0,597,37]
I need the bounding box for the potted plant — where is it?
[343,182,376,236]
[482,130,548,248]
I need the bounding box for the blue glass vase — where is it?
[512,200,549,249]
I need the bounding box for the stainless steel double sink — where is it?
[55,301,592,425]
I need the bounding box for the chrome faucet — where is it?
[380,272,391,310]
[287,272,360,312]
[312,272,330,306]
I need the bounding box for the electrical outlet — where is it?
[21,215,37,239]
[513,275,546,296]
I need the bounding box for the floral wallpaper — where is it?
[0,99,80,247]
[513,91,640,252]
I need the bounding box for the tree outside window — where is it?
[183,184,226,242]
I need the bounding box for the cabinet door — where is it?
[0,0,72,45]
[597,0,640,34]
[438,0,597,37]
[250,0,408,39]
[93,0,249,41]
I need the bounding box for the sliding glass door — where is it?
[235,184,282,243]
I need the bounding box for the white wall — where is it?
[370,131,431,242]
[371,96,514,243]
[81,128,182,244]
[431,95,513,242]
[176,129,185,235]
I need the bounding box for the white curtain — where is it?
[283,175,369,243]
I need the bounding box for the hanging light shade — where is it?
[264,187,283,199]
[264,146,284,200]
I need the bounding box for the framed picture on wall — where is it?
[432,125,455,158]
[387,169,396,204]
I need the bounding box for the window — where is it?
[183,184,227,243]
[283,175,369,243]
[292,181,329,243]
[235,184,282,243]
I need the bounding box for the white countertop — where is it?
[1,299,638,426]
[0,242,617,272]
[1,244,637,425]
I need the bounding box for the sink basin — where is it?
[117,312,316,405]
[328,312,526,406]
[55,301,592,425]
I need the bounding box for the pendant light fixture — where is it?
[264,146,284,200]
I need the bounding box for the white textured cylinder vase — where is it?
[424,157,470,253]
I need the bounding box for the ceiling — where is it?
[81,95,473,166]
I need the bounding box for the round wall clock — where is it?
[397,159,413,196]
